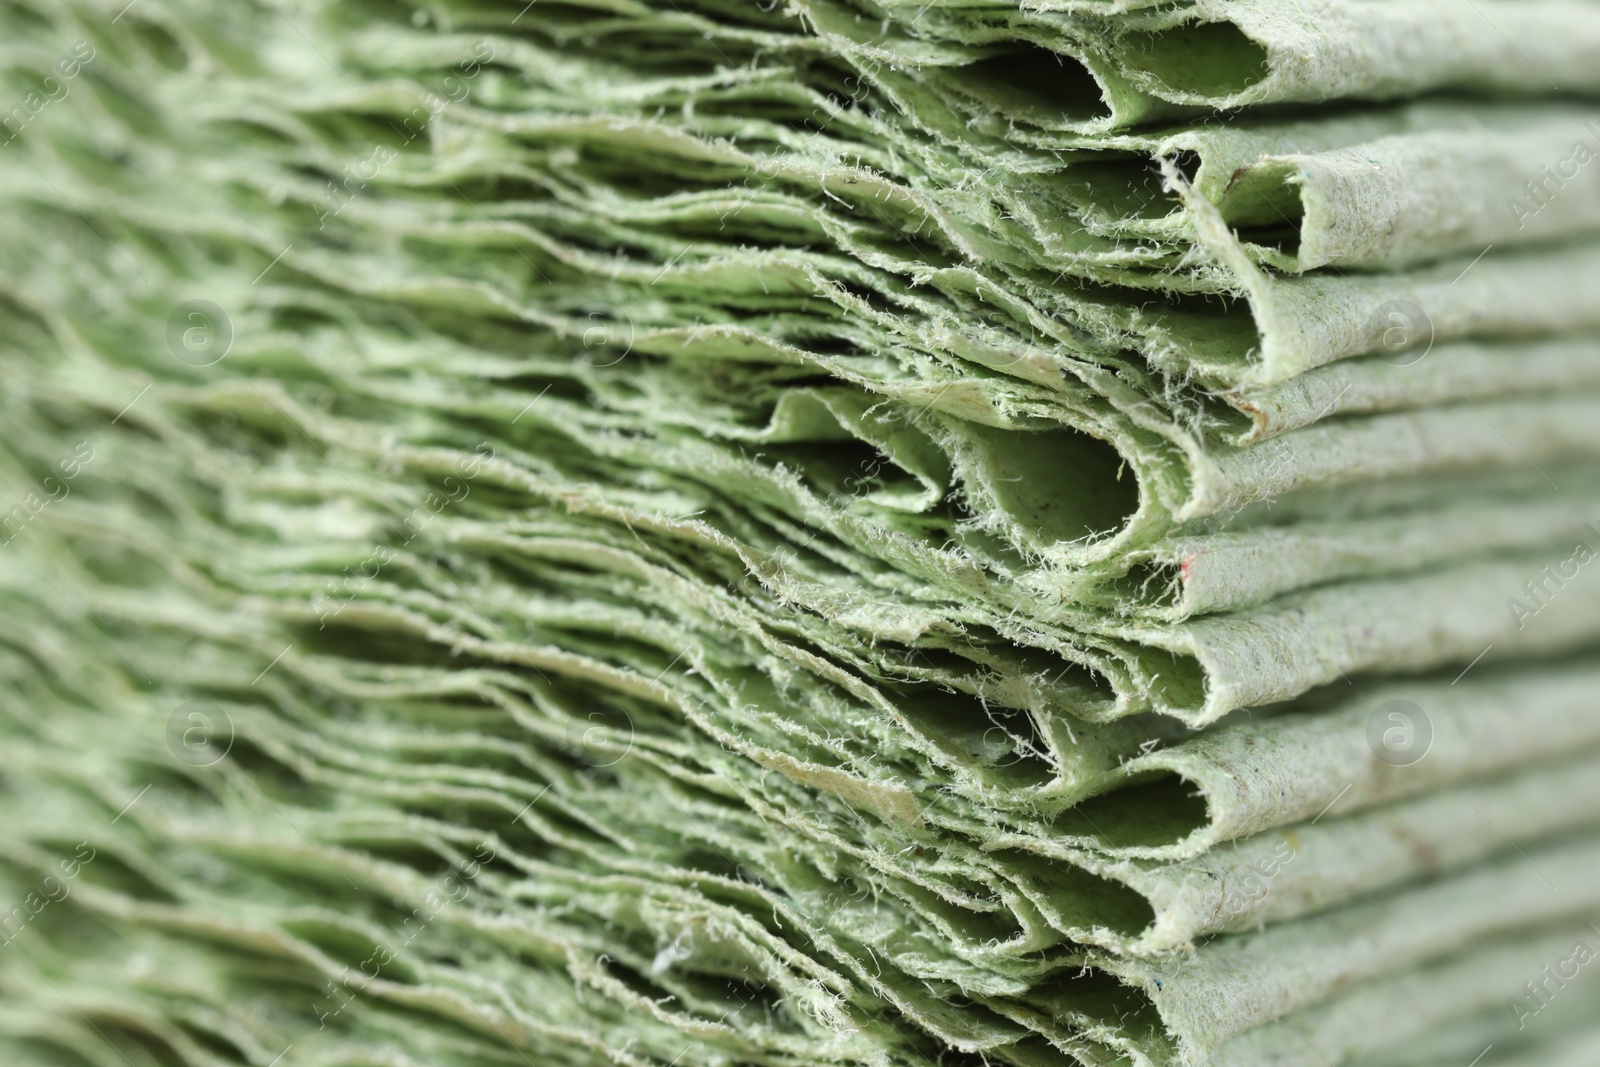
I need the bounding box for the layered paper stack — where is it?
[1,0,1599,1064]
